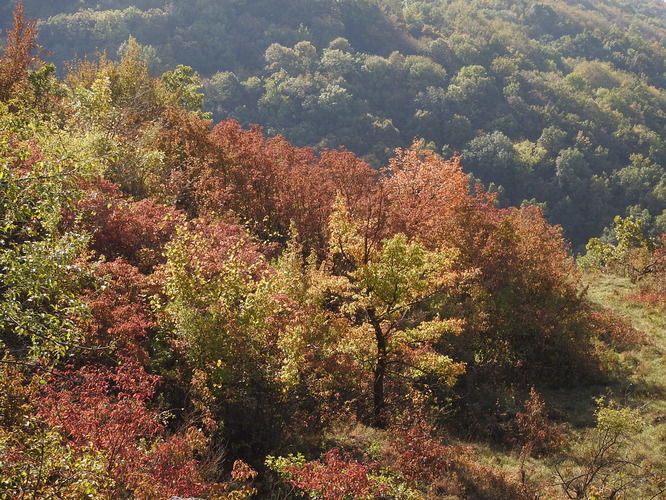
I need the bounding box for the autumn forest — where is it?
[1,1,666,499]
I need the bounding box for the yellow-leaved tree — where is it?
[324,194,465,427]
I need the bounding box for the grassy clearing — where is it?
[584,272,666,346]
[583,272,666,416]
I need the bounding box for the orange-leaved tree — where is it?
[0,2,40,102]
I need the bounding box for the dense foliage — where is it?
[1,4,666,499]
[9,0,666,247]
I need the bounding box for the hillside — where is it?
[4,0,666,247]
[1,3,666,499]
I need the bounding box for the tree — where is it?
[202,70,245,121]
[581,215,660,283]
[378,146,599,392]
[267,449,387,500]
[37,361,213,499]
[405,55,447,93]
[74,179,185,273]
[161,217,323,452]
[303,83,354,131]
[447,65,499,121]
[264,43,303,76]
[0,363,112,499]
[611,154,666,215]
[537,126,567,154]
[555,400,664,500]
[462,130,516,192]
[555,147,591,192]
[0,2,40,102]
[161,64,207,116]
[320,45,360,79]
[0,103,96,365]
[324,195,465,427]
[382,144,471,246]
[162,218,269,390]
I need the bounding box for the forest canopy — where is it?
[5,0,666,247]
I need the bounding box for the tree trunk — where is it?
[369,310,387,428]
